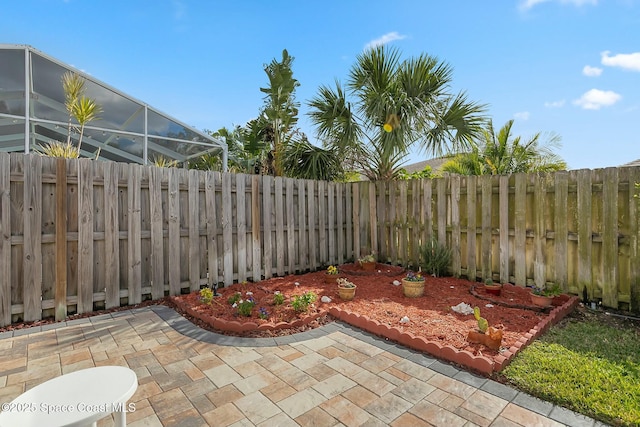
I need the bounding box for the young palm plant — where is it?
[441,119,567,175]
[307,46,486,181]
[62,71,101,155]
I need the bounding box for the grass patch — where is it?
[502,313,640,426]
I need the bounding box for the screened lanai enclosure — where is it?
[0,44,227,167]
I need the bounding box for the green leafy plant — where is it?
[419,237,452,277]
[532,282,561,297]
[199,287,214,305]
[291,291,317,312]
[227,292,242,306]
[236,298,255,317]
[358,253,376,264]
[273,291,285,305]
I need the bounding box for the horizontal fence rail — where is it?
[0,153,638,325]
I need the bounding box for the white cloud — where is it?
[601,51,640,72]
[520,0,597,10]
[582,65,602,77]
[573,89,621,110]
[514,111,531,120]
[544,100,566,108]
[364,32,406,50]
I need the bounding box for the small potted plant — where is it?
[483,278,503,296]
[336,278,357,300]
[467,307,503,350]
[358,253,376,272]
[530,282,561,307]
[402,270,425,298]
[325,265,340,283]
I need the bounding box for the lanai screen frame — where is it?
[0,44,227,170]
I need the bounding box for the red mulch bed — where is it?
[170,263,575,370]
[1,263,577,375]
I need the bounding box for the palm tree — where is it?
[441,119,567,175]
[281,137,344,181]
[258,49,300,176]
[38,72,101,159]
[62,72,101,154]
[307,46,486,181]
[188,126,255,173]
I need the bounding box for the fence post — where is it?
[0,153,11,326]
[55,158,67,321]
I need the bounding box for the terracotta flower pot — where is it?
[467,327,503,350]
[324,274,339,284]
[337,285,356,300]
[484,284,502,296]
[402,279,425,298]
[360,261,376,272]
[530,292,553,307]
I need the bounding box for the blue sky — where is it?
[4,0,639,169]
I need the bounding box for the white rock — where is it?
[321,296,332,303]
[451,302,474,315]
[400,316,410,324]
[392,280,401,286]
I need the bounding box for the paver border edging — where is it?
[168,291,580,376]
[169,295,329,333]
[328,295,580,375]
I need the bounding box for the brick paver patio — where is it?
[0,306,605,426]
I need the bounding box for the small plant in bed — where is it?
[236,297,255,317]
[199,287,214,304]
[273,291,285,305]
[291,291,317,312]
[419,237,451,277]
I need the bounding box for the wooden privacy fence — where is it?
[369,169,640,312]
[1,153,639,326]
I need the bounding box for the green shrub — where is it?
[199,287,214,304]
[236,298,255,317]
[291,292,317,313]
[419,237,451,277]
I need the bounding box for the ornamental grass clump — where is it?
[419,237,451,277]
